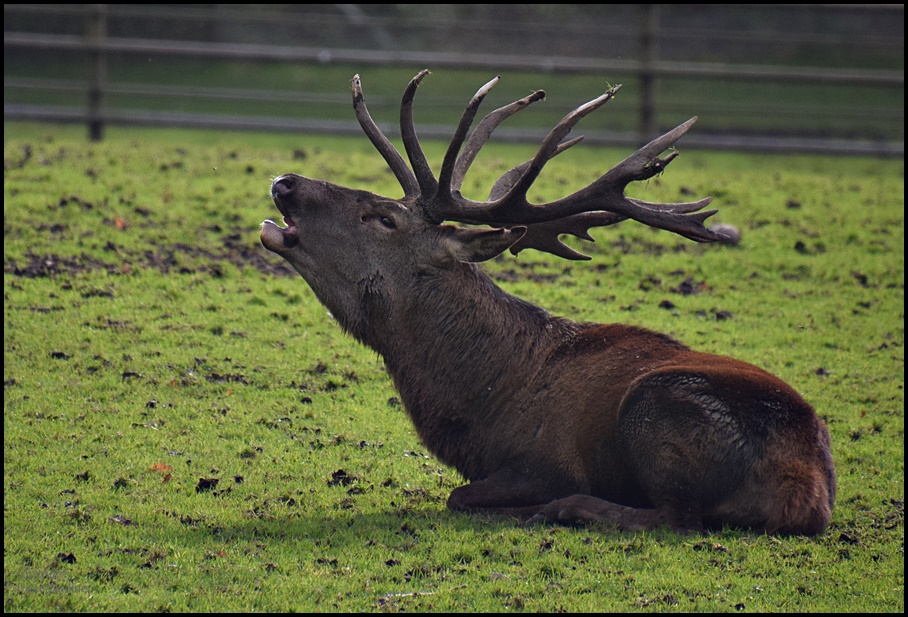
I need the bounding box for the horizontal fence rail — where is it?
[4,4,904,156]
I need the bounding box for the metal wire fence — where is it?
[4,4,903,156]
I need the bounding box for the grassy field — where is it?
[4,120,904,612]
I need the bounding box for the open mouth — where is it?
[260,215,299,251]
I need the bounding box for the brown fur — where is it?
[259,71,833,535]
[262,183,835,534]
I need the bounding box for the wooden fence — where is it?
[4,4,903,156]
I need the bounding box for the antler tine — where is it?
[446,108,728,245]
[495,85,623,216]
[450,88,547,193]
[507,197,719,261]
[487,136,585,202]
[506,194,717,260]
[433,75,501,219]
[627,196,715,213]
[352,74,420,198]
[562,117,733,243]
[400,69,438,198]
[509,211,628,260]
[600,116,699,187]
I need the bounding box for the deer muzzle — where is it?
[260,176,302,252]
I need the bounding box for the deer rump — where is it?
[261,70,835,535]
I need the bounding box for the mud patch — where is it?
[5,239,295,279]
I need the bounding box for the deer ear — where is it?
[441,226,528,263]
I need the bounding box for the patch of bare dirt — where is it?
[5,234,295,279]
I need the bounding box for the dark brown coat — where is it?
[260,71,835,534]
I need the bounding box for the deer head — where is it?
[262,69,733,268]
[261,70,734,340]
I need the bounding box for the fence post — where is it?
[86,4,108,141]
[638,4,659,144]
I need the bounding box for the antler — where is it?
[352,70,733,260]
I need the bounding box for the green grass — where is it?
[4,121,904,612]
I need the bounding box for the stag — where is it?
[261,70,835,534]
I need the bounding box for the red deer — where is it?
[260,70,835,534]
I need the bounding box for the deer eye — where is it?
[361,214,397,230]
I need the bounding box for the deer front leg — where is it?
[449,474,695,532]
[526,495,698,533]
[446,467,579,520]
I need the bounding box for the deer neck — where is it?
[388,263,566,375]
[350,262,576,476]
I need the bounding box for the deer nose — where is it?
[271,176,295,199]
